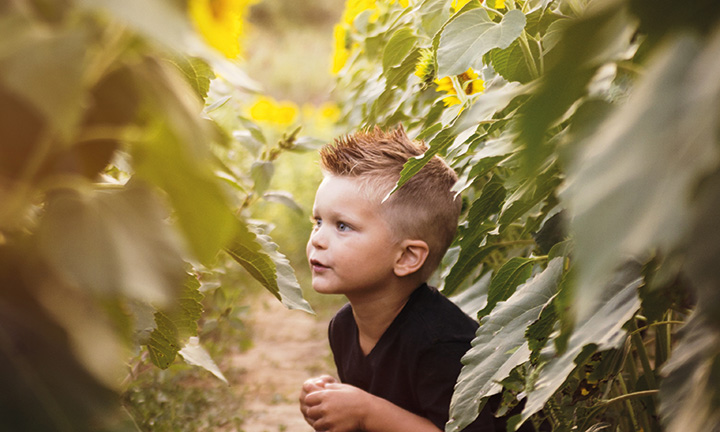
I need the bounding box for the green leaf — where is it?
[146,276,205,369]
[165,55,215,101]
[437,9,526,77]
[487,39,533,83]
[225,221,278,293]
[446,258,564,432]
[382,27,417,72]
[37,183,186,305]
[468,175,506,223]
[179,336,228,384]
[225,222,313,314]
[526,298,558,364]
[562,34,719,322]
[498,163,561,227]
[262,191,304,214]
[517,263,642,430]
[251,161,275,196]
[444,235,499,295]
[477,257,535,319]
[255,232,314,314]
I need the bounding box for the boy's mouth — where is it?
[310,258,329,271]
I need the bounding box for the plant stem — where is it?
[600,389,660,407]
[628,320,684,336]
[518,31,540,80]
[616,374,641,432]
[629,318,658,389]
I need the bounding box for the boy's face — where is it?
[306,175,402,297]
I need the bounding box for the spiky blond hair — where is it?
[319,126,461,279]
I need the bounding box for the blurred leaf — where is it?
[0,247,129,432]
[0,85,46,181]
[146,275,204,369]
[179,336,228,385]
[131,61,237,264]
[518,262,642,429]
[262,190,304,214]
[0,26,87,142]
[659,313,720,432]
[477,257,535,320]
[382,27,417,72]
[518,4,636,174]
[447,258,564,432]
[562,34,719,321]
[37,183,185,305]
[437,9,526,77]
[84,65,139,127]
[251,161,274,196]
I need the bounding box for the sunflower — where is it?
[189,0,254,58]
[434,68,484,106]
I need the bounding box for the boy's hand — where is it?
[300,375,337,428]
[303,383,371,432]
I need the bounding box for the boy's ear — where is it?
[394,240,429,277]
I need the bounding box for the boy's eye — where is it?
[337,222,350,232]
[311,218,322,229]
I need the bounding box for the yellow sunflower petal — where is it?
[189,0,246,58]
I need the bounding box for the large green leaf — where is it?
[498,162,561,227]
[225,222,313,314]
[391,82,523,196]
[37,183,185,305]
[446,258,564,432]
[146,276,204,369]
[437,8,526,77]
[562,34,719,321]
[382,27,417,72]
[515,263,642,430]
[477,257,535,319]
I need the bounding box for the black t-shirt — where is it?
[328,284,500,431]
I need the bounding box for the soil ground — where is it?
[227,294,338,432]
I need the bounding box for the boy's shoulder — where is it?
[330,284,478,346]
[402,284,479,342]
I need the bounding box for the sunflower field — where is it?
[1,0,720,431]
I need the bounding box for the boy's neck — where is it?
[348,279,423,356]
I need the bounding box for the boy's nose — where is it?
[309,227,328,249]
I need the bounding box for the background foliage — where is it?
[328,0,720,431]
[3,0,720,431]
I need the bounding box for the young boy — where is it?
[299,127,499,432]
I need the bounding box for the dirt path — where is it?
[228,295,334,432]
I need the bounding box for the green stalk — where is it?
[518,31,540,80]
[616,374,641,432]
[629,318,657,389]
